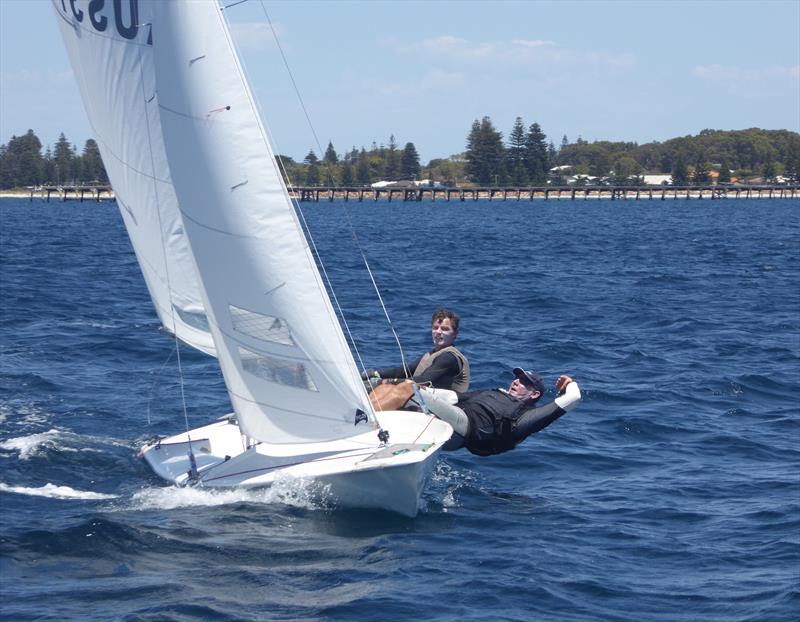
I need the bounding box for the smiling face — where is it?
[507,377,541,403]
[431,318,457,351]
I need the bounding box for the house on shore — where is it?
[642,174,673,185]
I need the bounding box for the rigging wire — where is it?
[255,0,412,380]
[272,155,373,382]
[250,5,374,375]
[137,44,198,480]
[145,345,175,426]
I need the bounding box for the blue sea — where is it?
[1,196,798,621]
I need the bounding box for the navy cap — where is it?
[513,368,545,395]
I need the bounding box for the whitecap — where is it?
[0,426,132,460]
[0,482,118,500]
[0,428,63,459]
[0,402,51,427]
[62,319,117,330]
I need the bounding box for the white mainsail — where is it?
[52,0,216,356]
[151,1,373,444]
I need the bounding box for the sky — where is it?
[1,0,798,163]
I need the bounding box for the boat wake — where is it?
[0,428,125,460]
[0,429,66,459]
[0,482,118,500]
[0,401,52,428]
[0,478,330,511]
[121,477,333,512]
[422,459,481,512]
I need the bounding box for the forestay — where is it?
[52,0,216,356]
[151,1,373,444]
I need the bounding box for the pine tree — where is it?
[70,145,83,182]
[524,122,548,184]
[323,141,338,164]
[465,117,506,185]
[43,147,56,183]
[1,130,44,188]
[400,142,421,180]
[385,134,400,180]
[53,133,73,183]
[547,141,557,168]
[303,150,320,185]
[506,117,527,185]
[341,161,354,186]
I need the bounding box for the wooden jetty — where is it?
[29,184,114,202]
[292,185,799,202]
[22,183,798,203]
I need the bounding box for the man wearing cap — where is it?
[418,368,582,456]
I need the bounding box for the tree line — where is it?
[0,130,108,190]
[2,125,798,191]
[276,134,422,188]
[458,120,800,186]
[555,127,800,185]
[282,124,800,187]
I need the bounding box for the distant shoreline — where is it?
[2,185,798,202]
[0,191,116,199]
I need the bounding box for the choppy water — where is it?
[1,197,798,621]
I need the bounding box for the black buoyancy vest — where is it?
[462,391,526,456]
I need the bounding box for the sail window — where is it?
[238,346,318,391]
[229,305,295,346]
[173,305,210,332]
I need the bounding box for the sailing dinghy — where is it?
[54,0,452,516]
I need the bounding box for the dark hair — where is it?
[431,308,459,331]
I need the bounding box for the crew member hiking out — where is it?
[415,368,582,456]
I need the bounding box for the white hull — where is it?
[141,411,452,517]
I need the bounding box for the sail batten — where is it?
[151,1,372,444]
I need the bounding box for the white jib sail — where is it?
[151,1,374,444]
[52,0,216,356]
